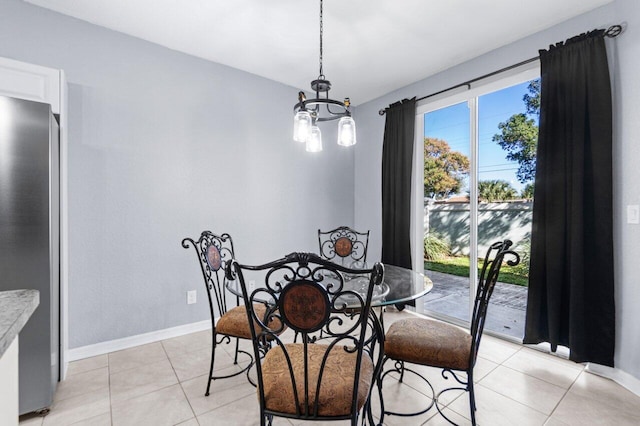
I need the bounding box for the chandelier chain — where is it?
[319,0,324,79]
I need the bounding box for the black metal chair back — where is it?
[469,239,520,368]
[182,231,236,320]
[318,226,370,265]
[228,252,384,425]
[182,231,256,396]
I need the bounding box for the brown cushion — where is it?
[384,318,472,371]
[216,304,283,339]
[261,343,374,417]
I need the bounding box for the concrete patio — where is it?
[422,270,528,339]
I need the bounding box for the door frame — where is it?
[411,62,539,321]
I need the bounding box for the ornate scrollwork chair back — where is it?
[181,231,256,396]
[318,226,370,266]
[469,240,519,367]
[378,240,520,426]
[228,252,385,426]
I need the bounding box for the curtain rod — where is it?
[378,24,623,116]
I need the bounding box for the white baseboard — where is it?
[587,363,640,397]
[67,319,212,362]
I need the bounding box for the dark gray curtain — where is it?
[381,98,416,268]
[524,30,615,366]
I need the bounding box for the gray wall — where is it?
[354,1,640,382]
[610,0,640,385]
[0,0,355,348]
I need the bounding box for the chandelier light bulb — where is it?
[306,125,323,152]
[293,110,312,142]
[337,116,357,146]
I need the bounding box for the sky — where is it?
[424,80,538,195]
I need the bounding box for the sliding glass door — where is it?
[417,66,539,340]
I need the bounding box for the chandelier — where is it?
[293,0,356,152]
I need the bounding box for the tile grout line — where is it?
[474,371,561,419]
[161,340,200,425]
[484,347,553,417]
[503,359,584,389]
[546,368,640,421]
[107,353,114,426]
[108,342,191,423]
[472,346,577,421]
[194,393,263,423]
[545,368,585,423]
[499,343,523,364]
[488,361,575,391]
[475,381,552,420]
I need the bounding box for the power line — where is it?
[480,162,518,168]
[479,168,519,174]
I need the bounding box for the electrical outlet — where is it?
[628,205,639,224]
[248,280,256,292]
[187,290,197,304]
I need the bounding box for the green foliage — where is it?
[493,114,538,183]
[478,179,518,202]
[424,137,470,199]
[520,183,534,200]
[523,79,540,115]
[424,233,451,260]
[425,256,529,287]
[493,79,540,184]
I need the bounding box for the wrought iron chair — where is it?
[228,252,385,426]
[377,240,520,426]
[318,226,370,266]
[182,231,282,396]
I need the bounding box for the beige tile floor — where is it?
[18,311,640,426]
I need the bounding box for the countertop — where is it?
[0,290,39,358]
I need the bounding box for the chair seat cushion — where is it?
[261,343,374,417]
[384,318,472,371]
[216,304,282,339]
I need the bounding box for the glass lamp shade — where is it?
[293,110,312,142]
[306,126,323,152]
[337,116,357,146]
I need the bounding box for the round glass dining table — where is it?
[372,264,433,307]
[225,263,433,308]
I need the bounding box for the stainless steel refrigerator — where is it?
[0,95,60,414]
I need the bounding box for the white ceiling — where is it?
[25,0,613,105]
